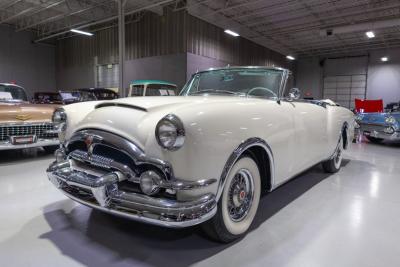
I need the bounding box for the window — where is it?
[145,84,177,96]
[131,85,144,96]
[0,85,28,101]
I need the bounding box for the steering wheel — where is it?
[247,87,277,98]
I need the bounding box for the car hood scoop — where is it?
[95,102,148,112]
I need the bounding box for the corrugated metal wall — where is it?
[56,8,290,73]
[57,9,185,68]
[186,14,289,69]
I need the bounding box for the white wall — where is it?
[0,25,56,98]
[367,49,400,104]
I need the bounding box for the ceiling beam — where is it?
[187,0,295,55]
[34,0,174,42]
[0,0,23,10]
[17,0,110,32]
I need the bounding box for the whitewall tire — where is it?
[202,156,261,243]
[322,137,343,173]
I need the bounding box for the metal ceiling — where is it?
[1,0,400,57]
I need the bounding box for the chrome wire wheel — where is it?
[202,157,261,242]
[227,169,255,222]
[334,138,343,169]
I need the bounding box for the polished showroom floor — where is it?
[0,140,400,267]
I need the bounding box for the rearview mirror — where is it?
[288,88,301,101]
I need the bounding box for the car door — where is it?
[287,100,328,172]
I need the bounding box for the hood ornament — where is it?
[83,133,103,158]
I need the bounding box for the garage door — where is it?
[97,64,119,88]
[322,56,368,110]
[323,74,367,109]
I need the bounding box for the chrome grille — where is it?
[69,149,115,169]
[0,123,57,141]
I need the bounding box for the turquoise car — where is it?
[356,104,400,143]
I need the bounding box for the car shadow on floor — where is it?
[0,148,53,165]
[40,161,348,267]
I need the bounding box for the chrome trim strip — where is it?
[160,178,217,191]
[0,138,59,150]
[217,137,275,200]
[0,122,53,126]
[197,66,289,74]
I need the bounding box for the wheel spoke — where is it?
[226,168,255,222]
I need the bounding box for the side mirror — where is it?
[288,88,301,101]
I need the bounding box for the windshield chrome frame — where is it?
[180,66,290,101]
[0,83,28,102]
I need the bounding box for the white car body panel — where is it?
[62,95,354,200]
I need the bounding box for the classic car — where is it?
[0,83,59,151]
[47,66,354,242]
[59,88,118,105]
[128,80,178,97]
[355,101,400,143]
[77,88,119,100]
[33,92,63,104]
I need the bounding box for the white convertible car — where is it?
[47,66,354,242]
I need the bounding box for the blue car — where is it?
[355,102,400,143]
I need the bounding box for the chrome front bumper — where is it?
[0,138,59,150]
[359,124,400,141]
[47,160,217,228]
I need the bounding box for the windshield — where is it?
[0,85,28,102]
[59,91,97,103]
[35,93,62,103]
[94,91,118,100]
[180,68,284,98]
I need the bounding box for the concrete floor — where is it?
[0,141,400,267]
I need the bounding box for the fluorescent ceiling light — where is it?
[224,29,239,37]
[70,29,93,36]
[286,55,295,60]
[381,57,388,62]
[366,31,375,38]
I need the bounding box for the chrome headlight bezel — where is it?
[52,108,67,133]
[355,114,364,122]
[385,116,396,125]
[155,114,185,151]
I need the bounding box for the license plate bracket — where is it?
[11,135,37,145]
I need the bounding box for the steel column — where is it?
[117,0,126,98]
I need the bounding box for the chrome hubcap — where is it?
[335,140,343,165]
[227,169,254,222]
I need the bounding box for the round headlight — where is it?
[385,116,396,125]
[355,114,364,122]
[52,108,67,132]
[52,108,66,123]
[155,114,185,151]
[140,170,162,196]
[384,127,395,134]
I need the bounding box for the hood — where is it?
[94,95,266,113]
[75,95,272,149]
[0,102,60,123]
